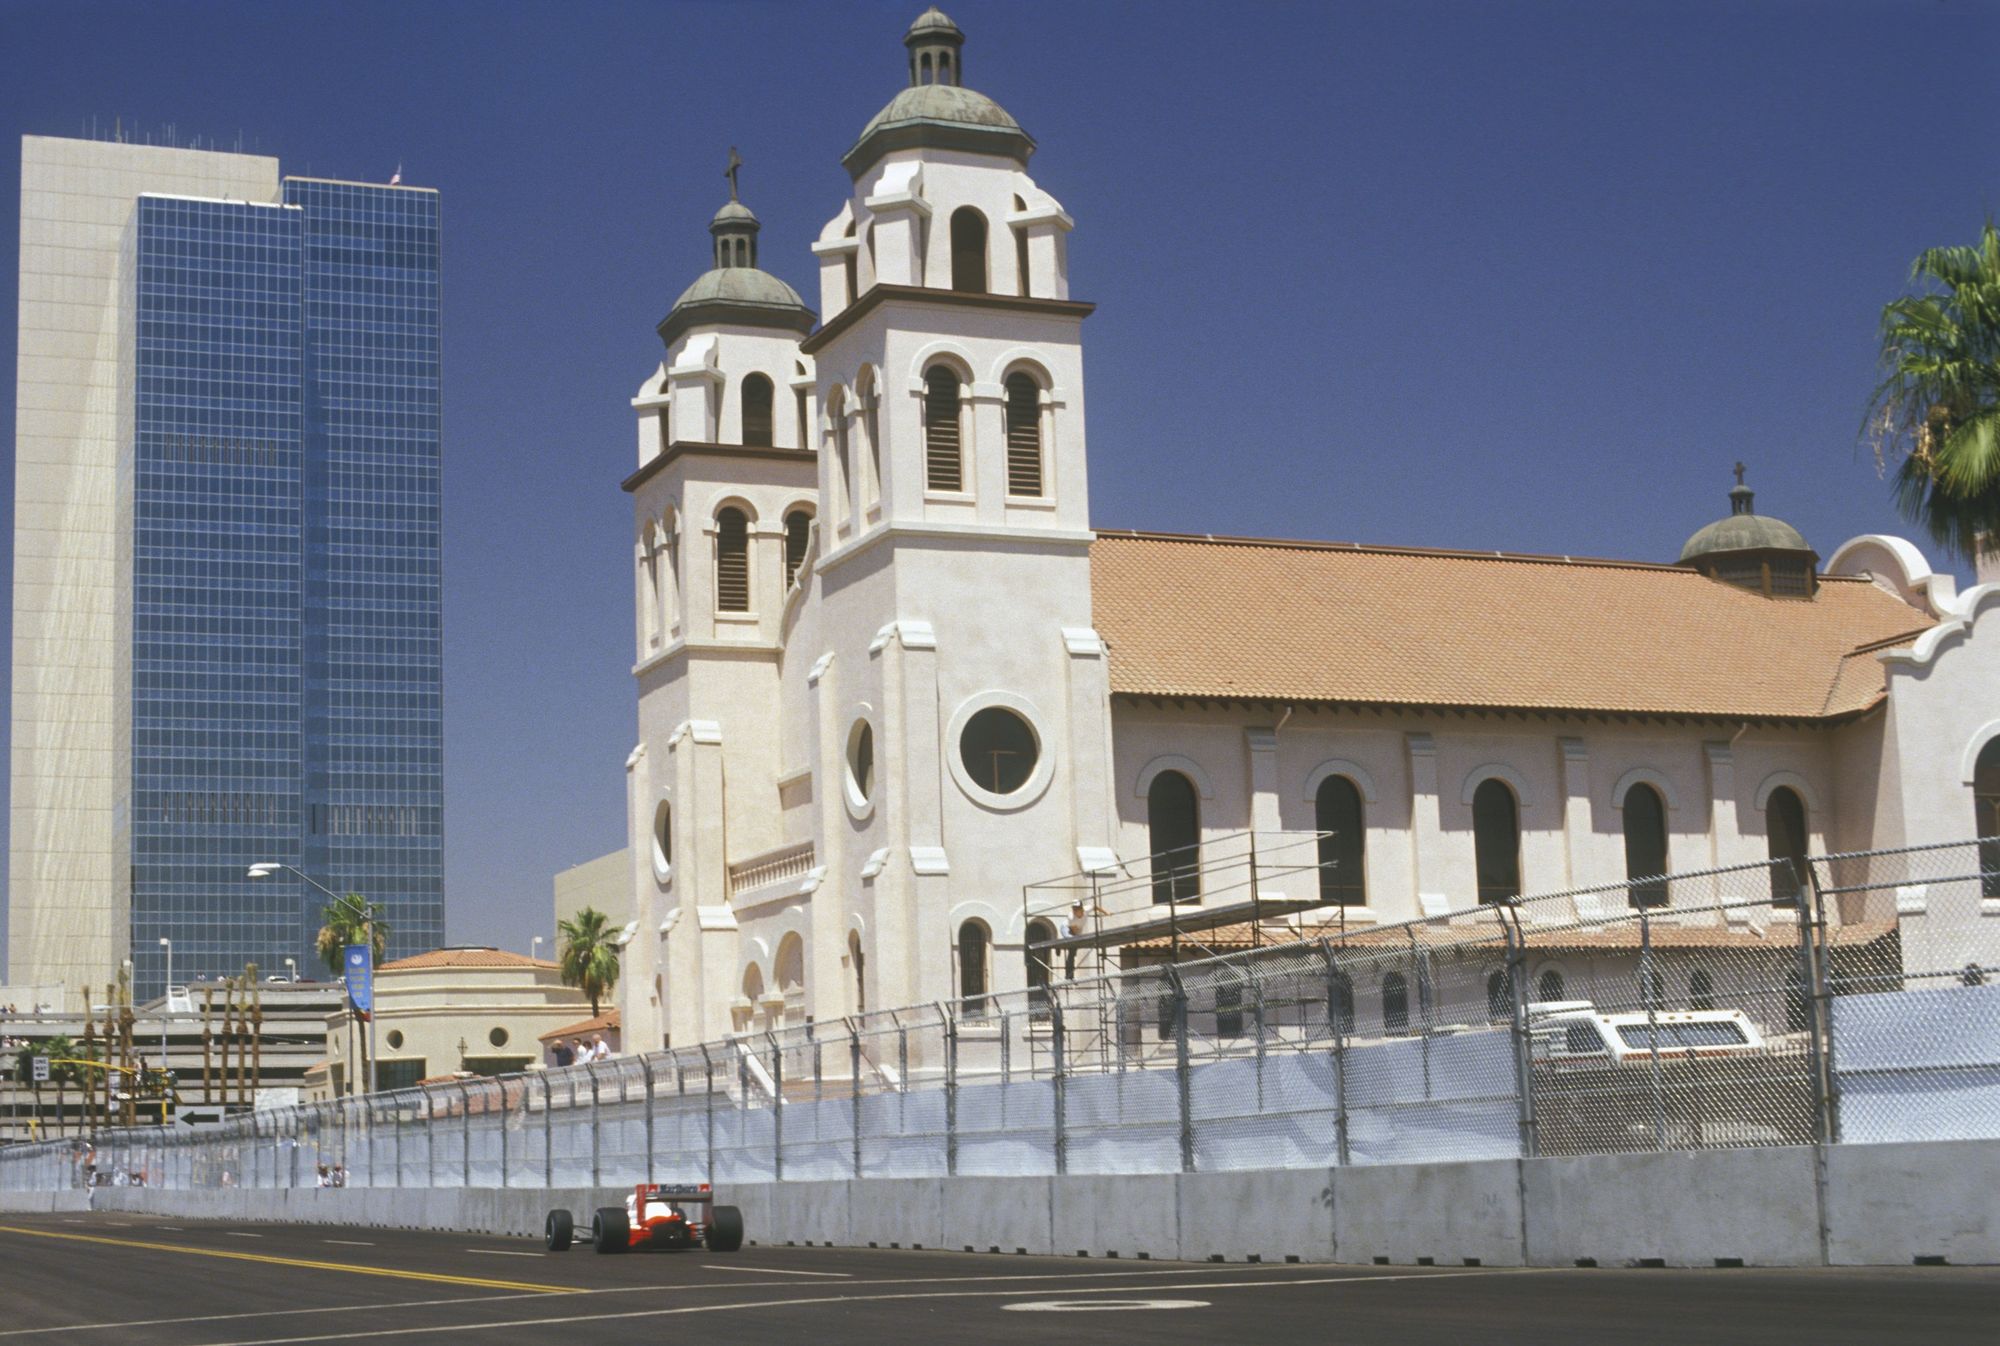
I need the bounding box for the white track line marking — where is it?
[183,1269,1545,1346]
[324,1240,376,1247]
[464,1250,543,1258]
[702,1265,850,1278]
[0,1291,526,1337]
[224,1231,263,1238]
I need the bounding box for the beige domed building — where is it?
[613,10,2000,1053]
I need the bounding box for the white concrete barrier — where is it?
[1823,1139,2000,1266]
[1335,1157,1524,1266]
[1522,1146,1821,1267]
[8,1138,1992,1267]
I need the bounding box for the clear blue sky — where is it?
[2,0,1995,961]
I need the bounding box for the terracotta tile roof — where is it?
[378,947,558,972]
[1089,531,1934,720]
[539,1009,620,1042]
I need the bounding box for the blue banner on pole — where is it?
[344,944,374,1014]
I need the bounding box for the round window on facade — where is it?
[386,1030,405,1050]
[959,707,1038,795]
[847,720,875,806]
[488,1027,509,1049]
[651,798,673,882]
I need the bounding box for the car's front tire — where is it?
[545,1209,574,1252]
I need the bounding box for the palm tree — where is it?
[557,906,622,1017]
[314,894,389,976]
[1866,222,2000,563]
[38,1034,80,1138]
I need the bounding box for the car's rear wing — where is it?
[642,1183,714,1203]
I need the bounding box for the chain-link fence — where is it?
[5,838,1995,1194]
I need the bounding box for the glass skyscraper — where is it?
[10,140,442,1005]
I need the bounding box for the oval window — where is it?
[847,720,875,805]
[959,706,1038,794]
[651,798,673,880]
[385,1030,405,1050]
[488,1027,509,1048]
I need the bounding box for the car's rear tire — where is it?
[592,1206,629,1254]
[545,1209,574,1252]
[705,1204,744,1252]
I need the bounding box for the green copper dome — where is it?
[843,11,1035,176]
[1678,475,1818,598]
[1678,483,1813,563]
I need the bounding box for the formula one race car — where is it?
[545,1183,745,1255]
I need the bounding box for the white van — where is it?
[1528,1001,1766,1064]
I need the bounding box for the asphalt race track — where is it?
[0,1212,1992,1345]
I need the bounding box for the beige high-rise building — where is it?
[10,138,279,1009]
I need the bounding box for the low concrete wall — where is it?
[7,1140,1992,1267]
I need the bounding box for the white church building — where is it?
[616,9,2000,1053]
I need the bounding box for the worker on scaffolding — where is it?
[1064,901,1088,979]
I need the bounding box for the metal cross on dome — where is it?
[1733,460,1747,486]
[725,147,743,202]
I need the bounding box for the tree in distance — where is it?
[314,894,390,976]
[1866,221,2000,563]
[558,907,622,1017]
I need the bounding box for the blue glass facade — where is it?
[127,181,442,1000]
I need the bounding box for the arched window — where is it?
[1012,195,1031,297]
[1004,372,1043,497]
[783,509,812,589]
[1486,970,1512,1021]
[1640,966,1665,1011]
[1689,967,1715,1011]
[1382,972,1409,1035]
[1314,775,1366,907]
[775,934,805,1007]
[715,507,750,612]
[1147,770,1201,906]
[958,920,989,1018]
[1766,786,1809,907]
[848,931,866,1016]
[1024,918,1055,1011]
[740,374,773,447]
[827,387,851,526]
[843,219,860,307]
[1976,740,2000,897]
[949,206,988,293]
[923,366,963,492]
[1214,972,1246,1039]
[1472,778,1522,904]
[1537,969,1565,1004]
[1328,969,1355,1037]
[1622,783,1669,909]
[794,385,810,450]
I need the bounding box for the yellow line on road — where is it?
[0,1225,575,1295]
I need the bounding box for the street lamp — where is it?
[531,936,543,962]
[249,861,377,1095]
[158,937,171,1069]
[284,957,297,984]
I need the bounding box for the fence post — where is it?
[1639,907,1667,1150]
[1049,996,1067,1176]
[1318,940,1350,1167]
[699,1044,717,1186]
[1502,914,1539,1159]
[424,1089,438,1189]
[1164,966,1194,1173]
[588,1062,603,1187]
[499,1075,511,1188]
[1794,858,1836,1145]
[766,1032,783,1183]
[460,1082,474,1189]
[539,1071,553,1189]
[939,1002,958,1177]
[639,1054,656,1184]
[847,1021,862,1180]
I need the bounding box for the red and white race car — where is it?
[545,1183,745,1255]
